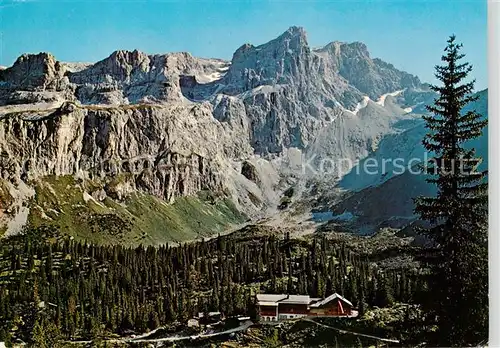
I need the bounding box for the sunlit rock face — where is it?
[0,26,435,232]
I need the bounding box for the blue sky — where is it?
[0,0,487,89]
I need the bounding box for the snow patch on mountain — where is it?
[196,63,230,84]
[376,90,404,106]
[348,90,406,115]
[351,96,370,115]
[61,62,93,73]
[237,84,284,100]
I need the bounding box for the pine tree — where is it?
[374,275,394,308]
[32,318,48,348]
[414,35,488,346]
[357,279,367,316]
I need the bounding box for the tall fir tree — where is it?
[414,35,488,346]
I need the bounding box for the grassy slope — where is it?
[27,175,246,246]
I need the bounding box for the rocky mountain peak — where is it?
[284,25,306,36]
[267,25,309,56]
[341,41,370,56]
[105,49,150,71]
[230,26,309,65]
[277,25,308,46]
[0,52,65,91]
[0,27,424,108]
[14,52,57,68]
[232,43,255,62]
[320,40,369,57]
[222,26,312,94]
[312,40,421,100]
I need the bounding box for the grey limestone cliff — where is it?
[0,26,433,238]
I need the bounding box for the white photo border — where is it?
[488,1,499,347]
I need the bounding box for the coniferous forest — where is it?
[0,25,489,348]
[0,225,425,346]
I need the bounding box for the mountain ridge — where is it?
[0,26,424,109]
[0,26,464,243]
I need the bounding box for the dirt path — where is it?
[130,320,254,343]
[303,318,400,344]
[64,321,254,345]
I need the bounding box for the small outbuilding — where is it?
[187,318,200,328]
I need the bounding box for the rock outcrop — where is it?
[0,102,252,201]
